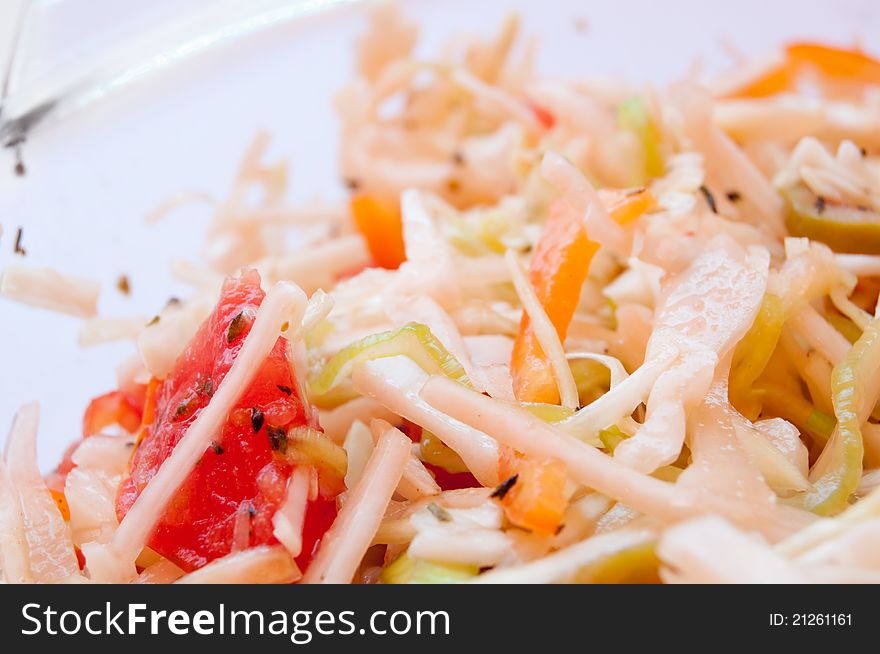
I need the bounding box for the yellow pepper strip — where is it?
[574,540,661,584]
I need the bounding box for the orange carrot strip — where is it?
[501,457,569,535]
[510,189,655,404]
[788,42,880,84]
[725,42,880,99]
[350,194,407,270]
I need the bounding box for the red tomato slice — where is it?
[83,390,143,437]
[115,270,337,572]
[47,388,147,493]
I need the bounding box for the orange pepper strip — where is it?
[350,194,407,270]
[50,489,70,521]
[510,189,655,404]
[725,42,880,99]
[502,457,569,535]
[787,42,880,84]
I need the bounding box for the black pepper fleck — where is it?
[491,474,519,500]
[13,227,26,255]
[251,407,265,434]
[699,185,718,214]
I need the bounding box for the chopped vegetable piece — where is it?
[510,201,597,404]
[380,552,478,584]
[419,430,469,474]
[798,314,880,514]
[788,42,880,85]
[282,426,348,498]
[511,190,654,405]
[350,194,407,269]
[729,294,785,416]
[617,97,664,183]
[527,99,556,130]
[573,540,661,584]
[784,185,880,255]
[598,425,629,454]
[759,384,836,445]
[116,271,336,572]
[827,312,862,344]
[50,489,71,522]
[521,402,575,423]
[726,42,880,98]
[82,390,144,437]
[570,356,612,407]
[310,322,470,396]
[501,457,569,535]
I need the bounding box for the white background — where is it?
[0,0,877,468]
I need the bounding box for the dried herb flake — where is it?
[699,185,718,214]
[427,502,452,522]
[267,425,288,453]
[13,227,26,255]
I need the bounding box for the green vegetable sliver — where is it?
[784,185,880,255]
[520,402,575,423]
[598,425,629,453]
[420,430,469,474]
[617,97,664,183]
[729,293,785,414]
[309,322,470,396]
[798,317,880,514]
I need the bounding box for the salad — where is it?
[3,2,880,584]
